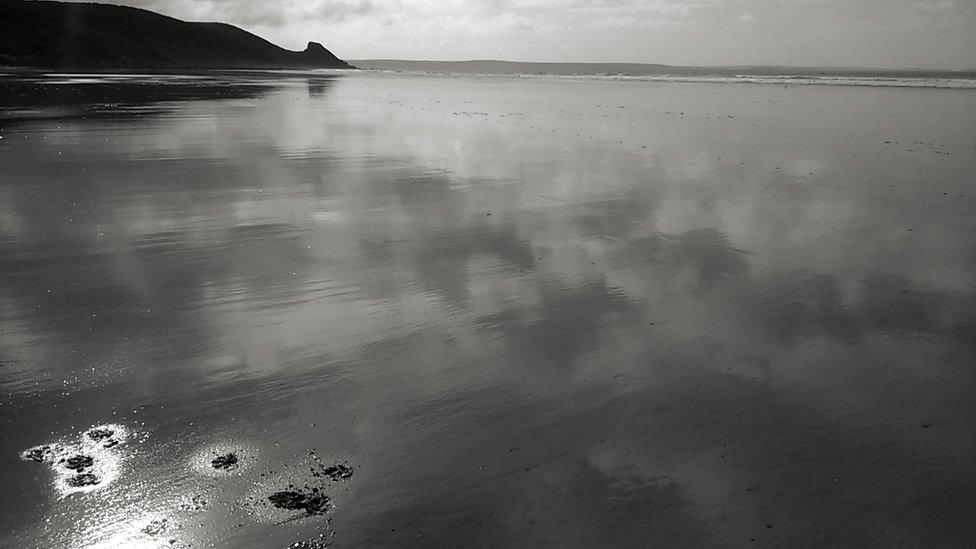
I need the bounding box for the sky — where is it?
[69,0,976,69]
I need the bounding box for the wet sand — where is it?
[1,72,975,547]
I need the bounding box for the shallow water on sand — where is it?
[1,71,975,547]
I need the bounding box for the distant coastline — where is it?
[0,0,353,70]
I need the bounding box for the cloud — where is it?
[912,0,957,10]
[111,0,706,31]
[736,11,757,23]
[310,0,378,22]
[55,0,976,68]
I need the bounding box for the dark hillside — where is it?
[0,0,352,69]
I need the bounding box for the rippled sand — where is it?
[1,71,975,547]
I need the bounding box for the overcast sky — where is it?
[78,0,976,69]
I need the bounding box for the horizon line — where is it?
[348,58,976,74]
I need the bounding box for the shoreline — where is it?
[5,66,974,91]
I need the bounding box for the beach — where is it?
[1,71,975,547]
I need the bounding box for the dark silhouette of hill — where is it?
[0,0,353,69]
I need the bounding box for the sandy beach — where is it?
[1,71,975,547]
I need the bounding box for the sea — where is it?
[353,59,976,89]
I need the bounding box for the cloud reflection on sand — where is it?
[1,73,975,547]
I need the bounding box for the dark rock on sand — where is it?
[87,428,115,441]
[67,473,100,487]
[180,495,209,511]
[142,518,170,536]
[307,451,353,481]
[23,445,57,463]
[211,452,239,470]
[268,490,330,515]
[321,463,353,481]
[63,454,94,471]
[288,540,330,549]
